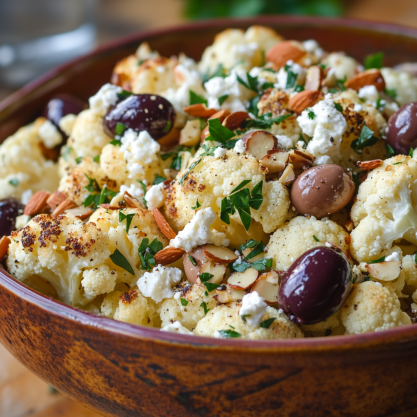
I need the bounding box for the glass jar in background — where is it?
[0,0,97,88]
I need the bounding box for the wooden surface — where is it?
[1,0,417,416]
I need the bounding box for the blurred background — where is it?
[1,0,417,415]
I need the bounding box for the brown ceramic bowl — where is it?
[1,16,417,417]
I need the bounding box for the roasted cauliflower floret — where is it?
[350,155,417,262]
[82,264,117,298]
[194,302,304,340]
[341,281,411,334]
[322,52,358,80]
[267,216,350,271]
[381,67,417,106]
[402,254,417,288]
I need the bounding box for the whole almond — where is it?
[222,112,249,130]
[288,90,320,114]
[152,208,177,240]
[51,199,77,218]
[0,236,11,262]
[345,69,386,91]
[356,159,383,170]
[266,40,306,68]
[47,191,68,210]
[304,66,323,91]
[183,104,218,119]
[24,191,50,216]
[154,246,185,266]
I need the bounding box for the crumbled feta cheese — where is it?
[170,207,228,252]
[275,61,306,90]
[119,183,145,200]
[298,98,347,161]
[89,83,122,116]
[21,189,33,205]
[358,85,379,103]
[303,39,323,59]
[137,265,182,302]
[296,140,305,148]
[385,252,401,262]
[59,114,77,136]
[213,331,222,338]
[315,155,333,165]
[353,103,363,112]
[214,147,228,158]
[161,321,193,334]
[38,120,62,149]
[145,183,166,210]
[239,291,267,327]
[233,139,246,154]
[174,291,181,300]
[275,134,294,150]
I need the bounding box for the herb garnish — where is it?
[409,148,414,158]
[188,255,197,266]
[364,52,383,70]
[75,156,84,164]
[385,88,397,99]
[244,113,292,130]
[115,122,126,136]
[137,179,148,208]
[93,155,101,163]
[199,272,219,292]
[117,90,133,101]
[138,238,163,270]
[351,125,379,154]
[200,301,210,315]
[413,251,417,264]
[285,65,298,89]
[189,90,208,106]
[236,72,258,92]
[180,298,188,306]
[230,240,272,272]
[218,94,229,106]
[260,318,276,329]
[62,146,73,161]
[119,211,135,233]
[217,330,241,338]
[8,179,18,187]
[334,103,343,112]
[313,235,319,242]
[153,174,167,185]
[192,200,201,210]
[386,144,395,157]
[307,110,316,120]
[368,256,385,264]
[82,175,117,208]
[179,143,216,185]
[376,98,385,112]
[110,249,134,275]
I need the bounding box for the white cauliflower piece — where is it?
[381,67,417,106]
[341,281,411,334]
[145,183,166,210]
[323,52,358,80]
[267,216,349,271]
[402,254,417,288]
[194,303,304,340]
[89,83,122,116]
[161,321,193,334]
[350,155,417,262]
[81,264,117,298]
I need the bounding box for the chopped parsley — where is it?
[153,174,167,185]
[75,156,84,164]
[386,144,395,157]
[115,122,126,136]
[8,178,19,187]
[313,235,319,242]
[413,251,417,264]
[364,52,384,70]
[201,63,227,83]
[334,103,343,112]
[409,148,414,158]
[230,240,272,272]
[179,143,216,185]
[82,175,117,208]
[180,298,188,306]
[93,155,101,163]
[385,88,397,99]
[189,90,208,106]
[199,272,219,292]
[217,330,241,338]
[241,314,250,324]
[329,76,347,93]
[294,84,304,93]
[376,98,386,112]
[200,301,210,315]
[307,110,316,120]
[218,94,229,106]
[205,118,235,145]
[117,90,133,101]
[62,146,73,161]
[110,249,134,275]
[351,125,379,155]
[188,255,197,266]
[137,179,148,208]
[392,162,402,165]
[260,318,276,329]
[236,72,258,92]
[191,200,201,210]
[285,66,298,89]
[138,238,163,270]
[119,211,135,233]
[244,113,292,130]
[368,256,385,264]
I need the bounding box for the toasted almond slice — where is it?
[222,112,249,130]
[98,204,121,210]
[124,192,145,209]
[47,191,67,210]
[183,248,208,284]
[228,268,259,290]
[266,40,306,68]
[242,130,278,160]
[365,261,402,281]
[24,191,50,216]
[278,163,295,185]
[289,149,314,170]
[202,245,238,264]
[260,150,289,173]
[356,159,383,170]
[304,66,323,91]
[344,219,354,232]
[345,69,386,92]
[183,104,218,119]
[251,275,278,305]
[288,90,320,114]
[154,247,185,266]
[264,270,279,285]
[0,236,11,262]
[65,206,95,220]
[215,286,246,304]
[209,109,230,122]
[322,67,337,88]
[152,208,177,240]
[199,262,226,284]
[51,199,77,218]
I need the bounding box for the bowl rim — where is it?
[2,15,417,352]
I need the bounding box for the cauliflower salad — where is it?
[2,26,417,340]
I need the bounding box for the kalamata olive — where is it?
[387,102,417,154]
[0,198,24,238]
[42,94,86,131]
[278,247,352,325]
[104,94,176,140]
[291,164,354,219]
[183,247,208,284]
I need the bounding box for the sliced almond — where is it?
[278,163,295,185]
[288,149,315,170]
[260,150,289,173]
[183,247,208,284]
[266,40,306,69]
[222,112,249,130]
[365,261,402,282]
[51,199,77,218]
[154,247,185,266]
[98,204,121,210]
[65,206,95,220]
[322,67,337,88]
[242,130,278,160]
[202,245,238,264]
[345,69,386,92]
[179,120,201,147]
[228,268,259,290]
[304,66,323,91]
[24,191,50,216]
[183,103,218,119]
[288,90,320,114]
[251,275,278,305]
[356,159,383,170]
[0,236,11,262]
[124,192,145,209]
[152,208,177,240]
[199,262,226,284]
[215,286,246,304]
[264,270,279,285]
[344,219,354,232]
[47,191,67,210]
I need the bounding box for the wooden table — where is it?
[1,0,417,415]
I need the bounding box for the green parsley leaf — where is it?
[231,180,251,194]
[244,113,292,130]
[75,156,84,164]
[93,155,101,163]
[110,139,122,146]
[313,235,319,242]
[241,314,250,324]
[218,94,229,106]
[386,144,395,157]
[334,103,343,112]
[137,179,147,196]
[308,110,316,120]
[385,88,397,99]
[138,237,163,270]
[160,152,177,161]
[351,125,379,154]
[413,251,417,264]
[189,90,208,106]
[285,69,298,89]
[204,282,220,292]
[392,162,402,165]
[119,211,136,233]
[260,318,276,329]
[199,273,214,282]
[117,90,133,100]
[236,73,258,92]
[247,95,261,117]
[110,249,134,275]
[363,275,371,282]
[261,82,275,90]
[8,178,18,187]
[249,180,263,210]
[251,257,273,271]
[220,196,235,225]
[217,330,241,338]
[98,185,117,206]
[179,144,216,185]
[376,98,386,112]
[231,261,252,273]
[205,118,235,145]
[153,174,167,185]
[240,239,260,251]
[243,241,265,261]
[368,256,385,264]
[409,148,414,158]
[162,120,172,134]
[115,122,126,136]
[170,155,182,170]
[62,146,73,161]
[149,238,163,254]
[200,301,210,315]
[188,255,197,266]
[191,200,201,210]
[336,77,347,91]
[364,52,384,70]
[180,298,188,306]
[294,84,304,93]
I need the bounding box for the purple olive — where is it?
[278,246,352,325]
[387,102,417,154]
[0,198,24,238]
[104,94,176,140]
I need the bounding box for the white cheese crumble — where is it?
[239,291,267,327]
[275,134,294,150]
[275,60,306,91]
[314,155,333,165]
[161,321,193,334]
[59,114,77,136]
[21,189,33,205]
[137,265,182,303]
[39,120,62,149]
[145,183,166,210]
[358,85,379,103]
[233,139,246,154]
[214,147,228,158]
[298,98,347,162]
[303,39,324,59]
[353,103,363,112]
[170,207,229,252]
[89,83,122,116]
[119,183,145,200]
[385,252,401,262]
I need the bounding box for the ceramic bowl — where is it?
[1,16,417,417]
